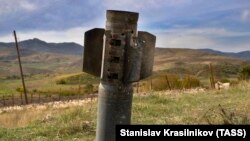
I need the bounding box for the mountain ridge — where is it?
[0,38,249,77]
[0,38,83,56]
[198,48,250,61]
[0,38,249,60]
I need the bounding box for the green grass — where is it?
[0,72,99,96]
[0,79,21,96]
[133,86,250,124]
[55,73,99,85]
[0,81,249,140]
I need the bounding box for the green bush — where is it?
[239,65,250,80]
[84,84,94,94]
[56,79,67,85]
[6,75,20,80]
[168,74,182,89]
[151,74,200,91]
[16,87,24,92]
[62,73,99,85]
[151,74,179,91]
[219,78,230,83]
[182,75,200,89]
[215,63,240,77]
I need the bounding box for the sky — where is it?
[0,0,250,52]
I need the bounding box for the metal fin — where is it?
[138,31,156,79]
[83,28,104,77]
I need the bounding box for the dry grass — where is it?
[0,81,249,140]
[0,98,96,128]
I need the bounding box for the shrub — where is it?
[84,84,94,94]
[16,87,24,93]
[151,77,169,91]
[168,74,182,89]
[219,78,230,83]
[32,89,38,93]
[182,75,200,89]
[56,79,67,85]
[151,74,201,91]
[239,65,250,80]
[6,75,20,80]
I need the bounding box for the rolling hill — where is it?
[154,48,249,77]
[0,38,249,78]
[198,49,250,61]
[0,38,83,55]
[0,39,82,77]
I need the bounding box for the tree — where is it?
[239,65,250,80]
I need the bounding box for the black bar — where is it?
[116,125,250,141]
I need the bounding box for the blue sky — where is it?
[0,0,250,52]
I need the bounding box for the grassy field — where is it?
[1,47,248,98]
[0,81,249,141]
[0,72,99,97]
[0,69,239,97]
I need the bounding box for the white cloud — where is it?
[241,9,250,22]
[103,0,188,11]
[0,0,37,15]
[158,28,250,37]
[20,0,37,11]
[154,27,250,52]
[1,26,249,52]
[156,33,215,49]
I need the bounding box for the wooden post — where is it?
[31,93,33,103]
[51,94,53,102]
[150,77,153,91]
[209,63,215,89]
[186,75,190,89]
[20,93,23,105]
[78,75,81,99]
[58,93,61,101]
[165,74,171,90]
[3,96,5,106]
[38,93,40,103]
[12,94,14,106]
[136,82,139,93]
[209,77,213,89]
[13,30,28,104]
[78,85,81,99]
[59,88,62,94]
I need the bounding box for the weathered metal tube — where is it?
[96,10,139,141]
[81,10,156,141]
[96,82,133,141]
[105,10,138,34]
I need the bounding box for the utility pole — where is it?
[82,10,156,141]
[13,30,28,104]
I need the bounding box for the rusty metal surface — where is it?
[83,28,104,77]
[138,31,156,79]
